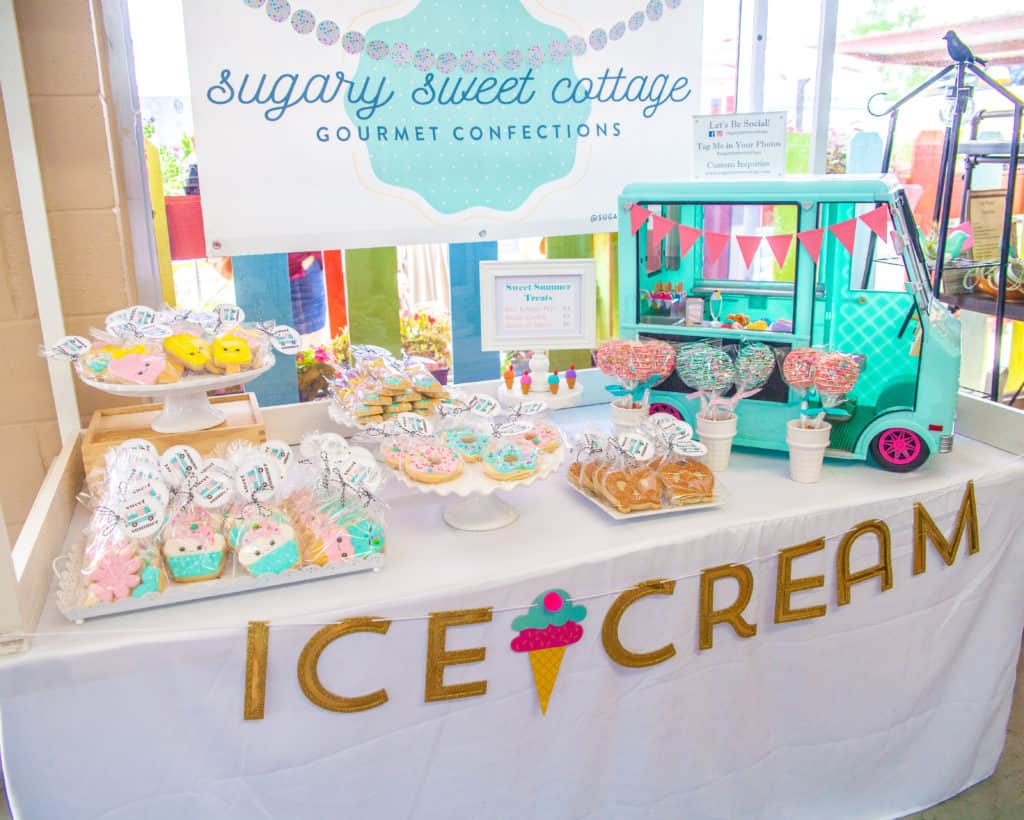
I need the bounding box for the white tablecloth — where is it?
[2,406,1023,820]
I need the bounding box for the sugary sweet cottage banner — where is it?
[180,0,702,254]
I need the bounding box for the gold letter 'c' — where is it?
[297,617,392,713]
[913,481,979,575]
[775,539,828,624]
[699,563,757,650]
[602,579,677,668]
[836,520,893,606]
[425,607,493,702]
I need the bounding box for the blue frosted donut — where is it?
[442,427,491,462]
[483,441,539,481]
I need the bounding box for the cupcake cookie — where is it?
[233,511,301,576]
[162,510,227,583]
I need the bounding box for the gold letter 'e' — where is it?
[425,607,493,702]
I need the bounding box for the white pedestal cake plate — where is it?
[77,360,274,433]
[388,446,566,531]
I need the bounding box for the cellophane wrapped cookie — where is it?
[597,432,663,514]
[567,429,608,491]
[287,432,387,566]
[640,413,714,507]
[78,443,170,607]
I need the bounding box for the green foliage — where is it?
[143,123,194,196]
[847,0,931,102]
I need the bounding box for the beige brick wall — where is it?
[0,0,138,542]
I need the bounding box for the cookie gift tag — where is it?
[300,432,351,465]
[41,335,92,361]
[160,445,203,488]
[616,432,655,463]
[235,456,283,503]
[395,412,431,437]
[269,325,301,355]
[646,413,694,443]
[671,439,708,458]
[262,440,293,476]
[193,460,234,509]
[214,303,245,327]
[467,393,500,418]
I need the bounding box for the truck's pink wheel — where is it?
[648,403,682,419]
[870,428,929,472]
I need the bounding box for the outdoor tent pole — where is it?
[0,0,81,444]
[808,0,839,175]
[932,61,968,298]
[989,103,1022,402]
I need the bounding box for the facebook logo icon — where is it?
[708,130,715,137]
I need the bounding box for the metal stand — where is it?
[870,59,1023,401]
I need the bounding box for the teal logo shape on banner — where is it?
[345,1,589,213]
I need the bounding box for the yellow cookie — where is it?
[164,334,212,372]
[212,334,253,375]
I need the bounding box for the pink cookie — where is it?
[107,353,169,385]
[87,550,142,603]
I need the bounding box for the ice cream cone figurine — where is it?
[520,372,532,395]
[503,365,515,390]
[548,371,559,395]
[510,589,587,714]
[565,364,577,391]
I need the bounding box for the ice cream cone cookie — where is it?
[503,366,515,390]
[235,513,301,576]
[131,555,167,598]
[403,442,464,484]
[565,364,577,390]
[510,589,587,715]
[440,426,491,462]
[548,371,560,394]
[483,440,538,481]
[518,423,562,454]
[106,352,173,386]
[212,333,253,375]
[81,348,113,378]
[164,333,212,372]
[520,372,532,395]
[162,510,226,583]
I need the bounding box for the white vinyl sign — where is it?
[692,111,787,178]
[181,0,702,252]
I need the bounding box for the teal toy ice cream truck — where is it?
[618,175,961,471]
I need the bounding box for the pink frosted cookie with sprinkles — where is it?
[403,442,463,484]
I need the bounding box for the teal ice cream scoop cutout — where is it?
[512,588,587,631]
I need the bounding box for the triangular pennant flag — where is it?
[736,235,763,268]
[829,218,858,255]
[704,231,729,264]
[766,233,794,268]
[677,224,701,261]
[629,205,652,235]
[796,228,824,264]
[952,221,974,250]
[859,205,889,240]
[650,214,676,245]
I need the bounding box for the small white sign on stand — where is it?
[479,259,596,408]
[692,111,787,178]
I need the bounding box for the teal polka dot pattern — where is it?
[290,9,315,34]
[316,20,340,46]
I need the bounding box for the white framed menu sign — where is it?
[479,259,597,351]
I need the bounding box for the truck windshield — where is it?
[892,191,933,313]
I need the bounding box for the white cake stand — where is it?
[388,446,565,531]
[77,361,274,433]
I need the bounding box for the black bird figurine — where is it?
[944,31,987,65]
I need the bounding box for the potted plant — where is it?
[400,310,451,384]
[295,327,350,402]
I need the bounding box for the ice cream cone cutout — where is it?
[510,589,587,714]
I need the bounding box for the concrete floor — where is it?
[1,644,1022,819]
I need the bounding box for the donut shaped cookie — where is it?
[403,442,463,483]
[483,441,539,482]
[441,427,491,462]
[518,423,562,454]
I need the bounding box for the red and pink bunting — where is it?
[797,228,824,264]
[677,224,701,261]
[650,213,676,245]
[860,205,889,241]
[736,235,763,268]
[704,231,730,264]
[629,205,652,235]
[766,233,794,267]
[829,218,858,255]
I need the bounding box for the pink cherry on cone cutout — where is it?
[797,228,825,263]
[766,233,794,267]
[859,205,889,240]
[629,205,652,235]
[678,224,701,261]
[543,591,563,612]
[736,235,763,268]
[704,231,729,263]
[829,218,858,254]
[650,213,676,245]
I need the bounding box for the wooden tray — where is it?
[82,393,265,492]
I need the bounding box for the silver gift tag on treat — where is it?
[234,457,283,502]
[160,445,202,488]
[215,303,245,326]
[194,462,233,509]
[119,494,165,539]
[270,325,301,355]
[45,335,92,361]
[617,432,655,462]
[262,440,293,475]
[468,393,500,417]
[396,412,431,436]
[647,413,694,442]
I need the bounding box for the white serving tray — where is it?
[53,533,383,623]
[388,445,565,497]
[568,481,724,520]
